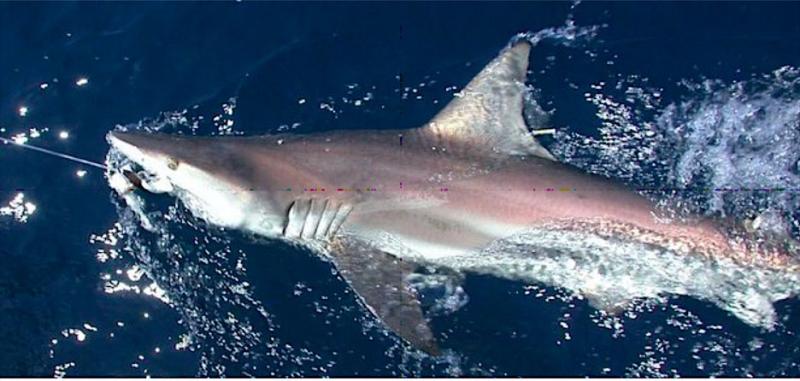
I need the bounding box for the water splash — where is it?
[0,192,37,223]
[550,66,800,238]
[549,76,669,186]
[407,273,469,317]
[531,51,800,376]
[664,67,800,224]
[113,98,239,137]
[439,226,800,330]
[106,191,286,376]
[513,2,602,49]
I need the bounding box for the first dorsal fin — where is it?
[422,41,555,160]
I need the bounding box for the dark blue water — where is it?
[2,2,800,377]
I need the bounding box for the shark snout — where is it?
[107,131,168,156]
[107,131,144,160]
[107,131,180,169]
[107,131,176,177]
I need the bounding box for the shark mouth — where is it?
[105,148,156,230]
[106,134,175,195]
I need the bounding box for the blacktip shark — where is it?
[107,40,800,355]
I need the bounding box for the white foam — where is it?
[407,273,469,316]
[665,68,800,218]
[552,66,800,230]
[436,227,800,329]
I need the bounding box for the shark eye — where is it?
[167,157,179,170]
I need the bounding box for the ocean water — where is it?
[1,2,800,377]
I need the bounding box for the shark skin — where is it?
[106,41,799,355]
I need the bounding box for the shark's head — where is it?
[107,131,286,235]
[108,131,191,181]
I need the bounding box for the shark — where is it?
[106,40,800,355]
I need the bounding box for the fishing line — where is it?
[0,136,107,170]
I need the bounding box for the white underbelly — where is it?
[347,206,524,261]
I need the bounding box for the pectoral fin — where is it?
[327,236,440,355]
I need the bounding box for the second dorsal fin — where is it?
[421,41,555,160]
